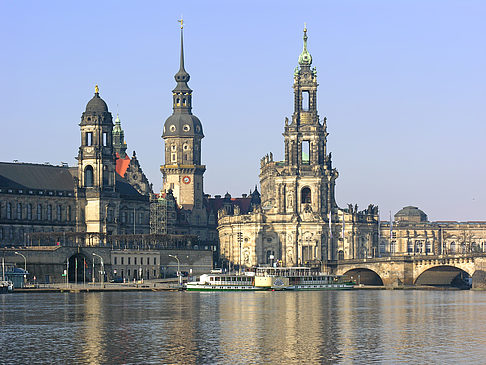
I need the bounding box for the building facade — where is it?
[378,206,486,257]
[0,87,151,246]
[217,27,379,268]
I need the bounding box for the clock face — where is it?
[182,176,191,184]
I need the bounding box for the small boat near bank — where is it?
[185,266,355,291]
[0,280,14,294]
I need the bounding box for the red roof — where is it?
[115,153,131,177]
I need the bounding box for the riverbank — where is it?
[9,282,471,293]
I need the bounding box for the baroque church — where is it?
[217,27,379,267]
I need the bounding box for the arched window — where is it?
[85,166,94,187]
[67,206,72,222]
[450,241,456,253]
[301,187,311,204]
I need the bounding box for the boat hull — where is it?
[185,284,266,291]
[290,283,354,290]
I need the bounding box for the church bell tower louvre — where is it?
[160,21,206,221]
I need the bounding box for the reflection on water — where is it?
[1,290,486,364]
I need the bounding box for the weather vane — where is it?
[178,16,184,29]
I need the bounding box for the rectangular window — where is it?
[114,257,117,265]
[67,206,72,222]
[47,205,52,221]
[103,132,108,146]
[128,269,130,276]
[121,257,124,265]
[302,140,310,164]
[0,228,3,240]
[27,204,32,220]
[153,257,157,265]
[134,257,137,265]
[37,204,42,220]
[128,257,131,265]
[7,202,12,219]
[139,212,143,224]
[86,132,93,146]
[17,203,22,219]
[57,205,62,221]
[302,91,310,111]
[171,153,177,163]
[140,257,143,265]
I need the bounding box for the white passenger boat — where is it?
[255,267,355,290]
[185,266,355,291]
[185,272,266,291]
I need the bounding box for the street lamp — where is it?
[168,254,181,286]
[14,251,27,284]
[92,253,104,287]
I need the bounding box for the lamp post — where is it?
[92,253,104,287]
[14,251,27,284]
[168,254,181,286]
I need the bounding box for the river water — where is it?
[1,290,485,364]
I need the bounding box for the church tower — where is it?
[161,22,206,219]
[76,86,118,235]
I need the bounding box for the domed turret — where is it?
[395,206,428,223]
[85,85,108,113]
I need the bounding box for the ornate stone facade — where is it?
[379,206,486,257]
[0,87,151,246]
[217,27,379,268]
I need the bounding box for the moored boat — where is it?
[0,280,14,294]
[185,272,266,291]
[185,266,354,291]
[255,266,355,290]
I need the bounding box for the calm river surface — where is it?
[1,290,486,364]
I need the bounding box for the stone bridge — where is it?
[333,254,486,288]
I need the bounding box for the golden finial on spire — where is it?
[95,84,99,94]
[304,22,307,31]
[178,16,184,29]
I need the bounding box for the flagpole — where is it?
[389,211,393,255]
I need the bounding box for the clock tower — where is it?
[161,23,206,221]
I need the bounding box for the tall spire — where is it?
[174,17,190,87]
[298,23,312,66]
[178,17,185,73]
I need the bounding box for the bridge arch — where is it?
[342,268,384,286]
[414,265,471,287]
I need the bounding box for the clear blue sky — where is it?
[1,1,485,221]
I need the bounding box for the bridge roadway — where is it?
[332,254,486,288]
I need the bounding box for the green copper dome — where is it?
[298,25,312,66]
